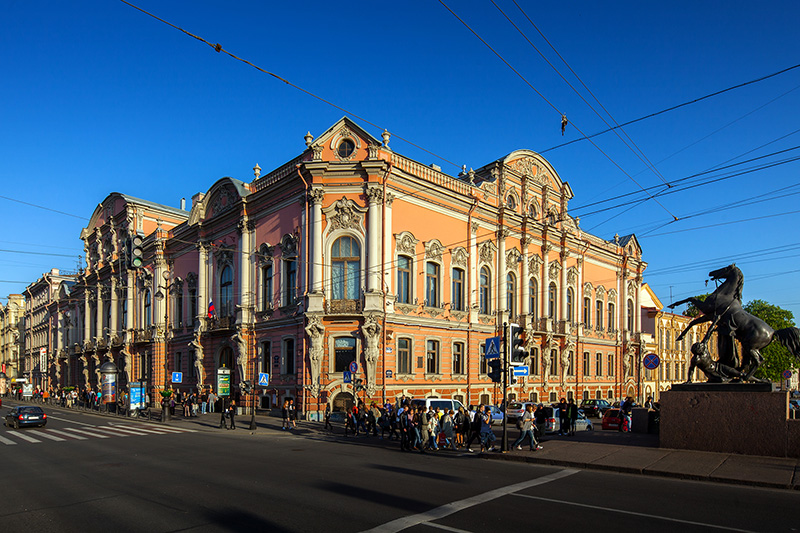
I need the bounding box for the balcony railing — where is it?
[326,299,362,315]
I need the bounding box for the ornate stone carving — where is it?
[365,186,383,204]
[189,331,205,389]
[567,267,578,287]
[311,143,323,161]
[507,157,547,186]
[424,240,444,262]
[231,329,248,383]
[528,254,542,273]
[280,234,299,257]
[361,316,382,396]
[608,289,617,304]
[326,197,365,234]
[596,285,606,299]
[367,143,380,160]
[305,315,325,397]
[548,261,561,281]
[451,247,468,268]
[308,188,325,205]
[505,248,521,270]
[210,186,237,219]
[478,241,496,265]
[395,231,418,255]
[215,246,235,268]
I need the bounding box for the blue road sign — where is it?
[349,361,358,373]
[343,371,352,383]
[783,369,793,379]
[171,372,183,383]
[643,353,660,370]
[485,336,501,359]
[512,366,530,377]
[258,372,270,387]
[385,369,393,379]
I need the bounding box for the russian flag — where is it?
[207,300,216,318]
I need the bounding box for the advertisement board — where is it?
[217,367,231,397]
[101,372,117,403]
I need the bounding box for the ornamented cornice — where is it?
[324,197,366,235]
[424,240,444,262]
[395,231,418,255]
[505,248,521,270]
[451,247,468,268]
[507,157,548,186]
[478,240,496,265]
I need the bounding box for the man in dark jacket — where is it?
[558,398,568,435]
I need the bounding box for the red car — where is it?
[601,408,623,430]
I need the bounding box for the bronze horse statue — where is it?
[670,264,800,381]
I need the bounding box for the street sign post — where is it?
[171,371,183,384]
[485,336,501,359]
[643,353,660,370]
[343,371,352,383]
[512,365,530,377]
[783,369,792,379]
[258,372,270,387]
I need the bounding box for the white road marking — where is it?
[63,427,110,439]
[46,416,98,427]
[97,426,152,436]
[0,434,18,445]
[424,523,472,533]
[32,430,65,441]
[6,431,42,443]
[88,427,130,437]
[361,469,579,533]
[45,428,87,440]
[511,493,758,533]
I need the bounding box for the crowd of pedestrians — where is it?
[329,398,544,454]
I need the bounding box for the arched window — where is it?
[332,236,360,300]
[143,290,152,327]
[219,346,233,369]
[529,278,538,320]
[397,255,412,304]
[566,287,574,322]
[479,267,491,314]
[220,266,233,317]
[548,282,557,318]
[506,273,516,319]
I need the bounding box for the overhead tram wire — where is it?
[493,0,670,187]
[537,62,800,155]
[438,0,679,224]
[117,0,462,171]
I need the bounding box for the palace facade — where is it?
[49,117,648,417]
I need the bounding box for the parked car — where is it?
[535,406,593,433]
[506,401,536,423]
[487,405,504,426]
[601,408,624,430]
[579,399,611,418]
[4,406,47,429]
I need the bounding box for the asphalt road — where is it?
[1,401,798,532]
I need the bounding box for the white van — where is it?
[408,398,466,413]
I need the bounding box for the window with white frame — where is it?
[452,341,465,375]
[261,262,273,310]
[426,339,440,374]
[331,236,360,300]
[282,337,296,375]
[397,255,412,304]
[425,262,440,307]
[452,268,465,311]
[479,267,491,314]
[506,273,517,319]
[220,266,234,317]
[397,338,411,374]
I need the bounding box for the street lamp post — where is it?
[154,272,182,422]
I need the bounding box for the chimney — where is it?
[180,197,186,210]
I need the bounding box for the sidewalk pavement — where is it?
[28,401,800,491]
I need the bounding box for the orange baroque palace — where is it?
[52,117,647,418]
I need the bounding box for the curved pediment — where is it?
[501,150,573,199]
[189,177,250,224]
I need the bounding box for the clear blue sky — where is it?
[2,0,799,320]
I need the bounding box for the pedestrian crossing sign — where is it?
[485,336,501,359]
[258,372,269,387]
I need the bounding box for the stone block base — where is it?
[660,387,796,457]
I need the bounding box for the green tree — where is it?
[744,299,797,382]
[682,293,709,318]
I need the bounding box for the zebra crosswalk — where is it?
[0,423,197,446]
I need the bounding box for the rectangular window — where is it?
[188,288,196,327]
[175,351,182,374]
[675,362,680,381]
[175,290,184,328]
[596,353,603,376]
[262,264,273,310]
[188,349,196,378]
[549,349,557,376]
[595,300,603,329]
[583,352,590,376]
[608,354,615,376]
[530,347,539,375]
[119,295,127,331]
[334,337,356,373]
[452,342,465,375]
[583,297,591,327]
[284,259,297,306]
[452,268,464,311]
[426,262,440,307]
[397,256,411,304]
[567,351,574,376]
[398,338,411,374]
[283,338,295,375]
[480,343,487,375]
[426,339,439,374]
[261,341,271,373]
[665,361,671,380]
[607,303,615,331]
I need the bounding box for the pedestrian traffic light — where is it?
[355,378,365,392]
[130,235,144,269]
[508,322,528,364]
[488,359,502,383]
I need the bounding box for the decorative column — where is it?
[364,186,383,312]
[521,237,530,318]
[110,277,118,338]
[197,241,209,326]
[560,250,569,321]
[307,189,325,313]
[469,222,478,322]
[497,229,507,315]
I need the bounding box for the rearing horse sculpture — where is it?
[670,264,800,380]
[670,264,743,368]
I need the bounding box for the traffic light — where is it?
[130,235,144,269]
[488,359,502,383]
[508,322,528,364]
[355,378,365,392]
[509,371,518,385]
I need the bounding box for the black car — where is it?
[4,406,47,429]
[579,399,611,418]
